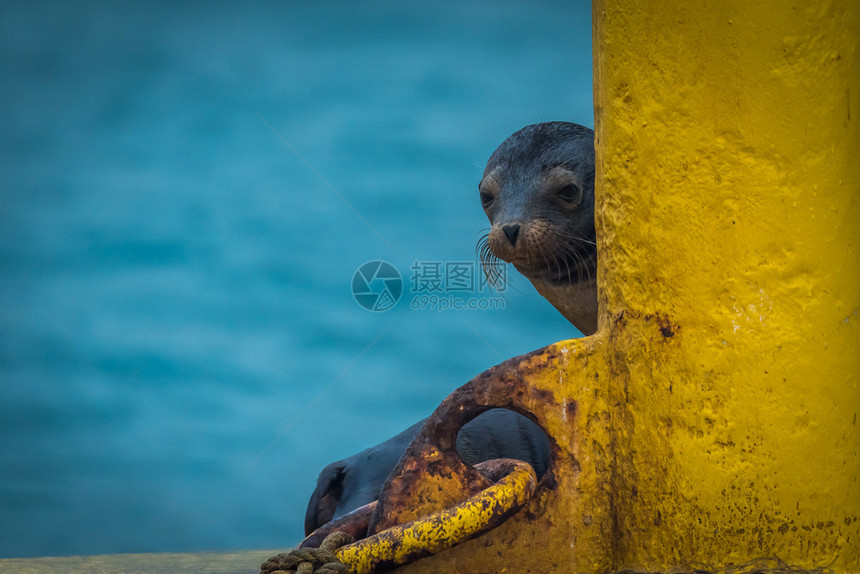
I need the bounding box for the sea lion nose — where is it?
[502,224,521,245]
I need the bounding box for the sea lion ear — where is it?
[304,462,347,534]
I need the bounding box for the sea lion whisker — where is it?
[557,231,597,247]
[550,232,597,280]
[566,243,595,285]
[545,244,572,285]
[477,235,507,291]
[554,230,597,249]
[478,121,597,334]
[475,233,490,263]
[474,227,492,240]
[558,245,579,286]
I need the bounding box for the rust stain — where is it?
[368,347,563,537]
[644,312,679,338]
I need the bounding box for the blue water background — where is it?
[0,0,593,558]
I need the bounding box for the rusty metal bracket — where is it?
[368,348,565,535]
[299,346,574,572]
[334,459,537,573]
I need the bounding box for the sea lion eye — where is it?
[479,190,495,208]
[555,183,581,204]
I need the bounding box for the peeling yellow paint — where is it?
[336,461,537,574]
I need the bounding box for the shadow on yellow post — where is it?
[379,0,860,572]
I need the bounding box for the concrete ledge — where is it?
[0,549,277,574]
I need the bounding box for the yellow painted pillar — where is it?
[396,1,859,572]
[594,0,860,570]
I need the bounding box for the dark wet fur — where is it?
[477,227,596,290]
[476,231,507,290]
[304,410,549,535]
[477,121,597,290]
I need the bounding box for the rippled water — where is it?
[0,0,592,557]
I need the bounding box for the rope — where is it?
[261,531,356,574]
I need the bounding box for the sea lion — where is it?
[304,122,596,536]
[478,121,597,335]
[304,420,423,534]
[304,409,549,535]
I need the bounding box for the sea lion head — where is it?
[478,122,596,288]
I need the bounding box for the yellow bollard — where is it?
[393,1,859,572]
[593,0,859,570]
